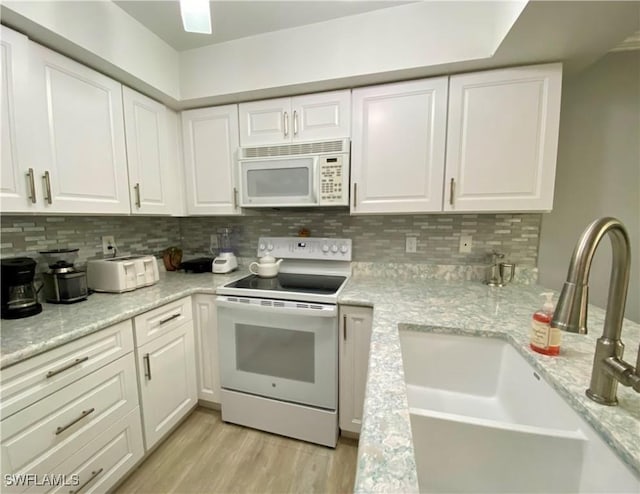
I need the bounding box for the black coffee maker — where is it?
[1,257,43,319]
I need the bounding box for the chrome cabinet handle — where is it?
[293,110,298,136]
[449,178,455,206]
[55,408,95,435]
[159,313,180,325]
[143,353,151,380]
[353,183,357,208]
[26,168,37,203]
[233,187,238,209]
[69,467,103,494]
[134,183,141,208]
[343,315,347,341]
[283,112,289,137]
[46,356,89,378]
[43,171,52,204]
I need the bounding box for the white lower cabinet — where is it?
[134,298,197,450]
[0,352,141,492]
[192,294,221,404]
[339,305,373,435]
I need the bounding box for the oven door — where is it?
[239,156,318,207]
[216,296,337,410]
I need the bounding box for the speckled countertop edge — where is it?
[342,276,640,493]
[0,269,248,369]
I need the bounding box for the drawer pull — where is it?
[69,467,103,494]
[55,408,95,435]
[343,315,347,341]
[144,353,152,380]
[46,356,89,378]
[159,313,181,325]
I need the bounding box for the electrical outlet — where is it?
[406,236,417,253]
[459,235,472,254]
[102,235,115,255]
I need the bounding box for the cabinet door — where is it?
[445,63,562,212]
[136,322,197,450]
[292,90,350,142]
[182,105,241,215]
[238,97,290,147]
[29,43,130,214]
[339,305,373,435]
[0,26,38,212]
[351,78,448,214]
[192,294,220,404]
[122,87,173,215]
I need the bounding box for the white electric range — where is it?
[216,237,352,447]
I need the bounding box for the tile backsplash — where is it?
[1,211,541,269]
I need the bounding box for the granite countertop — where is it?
[342,275,640,493]
[0,269,248,369]
[2,268,639,492]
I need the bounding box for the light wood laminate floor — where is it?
[115,407,358,494]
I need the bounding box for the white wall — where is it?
[179,1,526,104]
[1,0,181,103]
[538,50,640,323]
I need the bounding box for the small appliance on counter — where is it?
[87,255,159,293]
[1,257,43,319]
[40,249,88,304]
[213,227,238,274]
[179,257,215,273]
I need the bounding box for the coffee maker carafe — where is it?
[1,257,43,319]
[40,248,88,304]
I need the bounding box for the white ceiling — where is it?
[114,0,414,51]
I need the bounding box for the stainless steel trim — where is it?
[69,468,103,494]
[143,353,151,380]
[353,183,357,208]
[233,187,238,209]
[26,168,37,203]
[449,178,455,206]
[283,112,289,137]
[46,356,89,378]
[43,171,52,204]
[159,313,181,325]
[293,110,299,136]
[134,183,141,208]
[55,408,95,435]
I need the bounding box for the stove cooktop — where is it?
[225,273,346,296]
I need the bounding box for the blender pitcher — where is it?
[213,228,238,273]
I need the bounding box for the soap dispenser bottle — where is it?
[530,292,560,356]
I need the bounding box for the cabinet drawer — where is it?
[133,297,192,346]
[1,354,139,481]
[19,408,144,494]
[1,320,134,419]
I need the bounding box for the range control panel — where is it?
[318,156,348,206]
[257,237,352,261]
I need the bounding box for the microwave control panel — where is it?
[319,156,348,205]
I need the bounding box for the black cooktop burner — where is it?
[226,273,346,295]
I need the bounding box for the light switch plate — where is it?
[406,237,417,253]
[459,235,472,254]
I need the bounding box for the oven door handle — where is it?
[216,298,337,318]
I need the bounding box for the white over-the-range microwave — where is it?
[238,138,350,207]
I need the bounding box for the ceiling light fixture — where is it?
[180,0,212,34]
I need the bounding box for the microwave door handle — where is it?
[312,157,319,205]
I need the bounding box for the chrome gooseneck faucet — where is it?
[551,217,640,405]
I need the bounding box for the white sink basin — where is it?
[400,330,640,493]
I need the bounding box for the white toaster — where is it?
[87,255,159,293]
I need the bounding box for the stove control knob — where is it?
[340,245,349,254]
[331,244,338,253]
[267,243,274,251]
[322,244,329,253]
[259,243,266,251]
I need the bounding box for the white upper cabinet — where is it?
[445,63,562,212]
[182,105,241,215]
[350,78,449,214]
[28,43,131,214]
[0,26,36,212]
[123,87,174,215]
[239,90,351,147]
